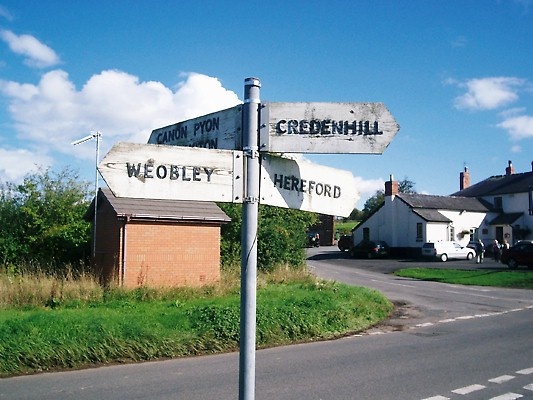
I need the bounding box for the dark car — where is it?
[338,234,352,252]
[307,231,320,247]
[500,240,533,269]
[350,240,389,259]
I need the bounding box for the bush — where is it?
[218,203,317,272]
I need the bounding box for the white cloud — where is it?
[453,77,525,110]
[0,148,52,182]
[497,115,533,140]
[0,70,241,162]
[353,177,384,207]
[0,29,60,68]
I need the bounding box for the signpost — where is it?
[98,142,243,203]
[99,78,400,400]
[259,102,399,154]
[148,105,242,150]
[260,154,359,217]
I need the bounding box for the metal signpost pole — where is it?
[239,77,261,400]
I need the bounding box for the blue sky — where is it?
[0,0,532,209]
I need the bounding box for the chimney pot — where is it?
[460,166,470,190]
[385,175,399,196]
[505,160,515,176]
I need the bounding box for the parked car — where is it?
[350,240,389,259]
[500,240,533,269]
[421,241,475,262]
[338,234,352,251]
[307,231,320,247]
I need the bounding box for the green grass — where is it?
[0,270,393,377]
[395,268,533,289]
[335,220,359,235]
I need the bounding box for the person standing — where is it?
[475,239,485,264]
[492,240,501,262]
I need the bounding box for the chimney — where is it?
[505,160,515,176]
[460,166,470,190]
[384,174,399,196]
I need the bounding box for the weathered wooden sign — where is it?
[98,142,243,203]
[259,102,399,154]
[260,154,360,217]
[147,105,243,150]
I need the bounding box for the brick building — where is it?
[85,188,230,288]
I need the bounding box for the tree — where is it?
[347,207,364,221]
[361,178,416,220]
[0,167,92,271]
[218,203,317,272]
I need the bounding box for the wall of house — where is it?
[123,221,221,288]
[93,201,122,285]
[439,210,486,246]
[479,192,533,245]
[352,206,388,245]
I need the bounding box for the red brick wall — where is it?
[93,201,122,285]
[92,199,222,288]
[123,221,221,288]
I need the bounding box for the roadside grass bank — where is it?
[394,268,533,289]
[0,266,393,377]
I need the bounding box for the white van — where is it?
[421,241,475,262]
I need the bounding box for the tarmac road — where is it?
[2,247,532,400]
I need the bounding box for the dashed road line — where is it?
[419,366,533,400]
[489,375,516,384]
[517,367,533,375]
[413,306,533,328]
[488,393,523,400]
[451,384,486,395]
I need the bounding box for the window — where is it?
[416,223,423,241]
[494,196,503,211]
[363,227,370,241]
[449,226,455,241]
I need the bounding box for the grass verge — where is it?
[0,268,393,377]
[394,268,533,289]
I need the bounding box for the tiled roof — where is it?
[85,188,231,223]
[451,171,533,197]
[397,193,488,212]
[412,209,451,222]
[489,212,523,225]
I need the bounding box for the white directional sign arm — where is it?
[260,154,360,217]
[98,142,243,203]
[259,102,399,154]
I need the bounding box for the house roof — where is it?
[451,171,533,197]
[489,212,523,225]
[85,188,231,223]
[412,209,451,223]
[396,193,488,212]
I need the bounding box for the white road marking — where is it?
[489,375,515,384]
[370,279,417,288]
[488,393,523,400]
[415,322,434,327]
[421,396,449,400]
[517,367,533,375]
[452,384,486,394]
[523,383,533,391]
